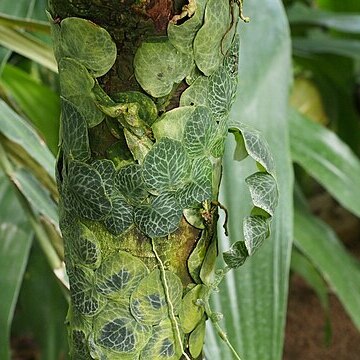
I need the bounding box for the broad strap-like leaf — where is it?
[0,99,55,178]
[290,108,360,217]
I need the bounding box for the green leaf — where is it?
[0,25,57,72]
[183,106,215,158]
[103,195,133,235]
[140,318,183,360]
[206,1,293,359]
[115,164,147,204]
[189,316,206,359]
[59,57,104,127]
[65,222,102,269]
[67,262,104,316]
[294,203,360,330]
[142,138,190,193]
[152,106,195,141]
[130,269,183,325]
[243,216,270,256]
[0,175,32,360]
[180,75,209,107]
[134,193,182,238]
[193,0,231,75]
[60,97,91,162]
[223,241,248,269]
[208,65,237,120]
[0,99,55,179]
[64,160,112,220]
[168,0,207,53]
[287,3,360,34]
[112,91,158,126]
[92,300,152,357]
[0,12,50,33]
[134,39,192,98]
[91,159,116,196]
[188,229,208,282]
[0,0,48,70]
[59,17,117,77]
[293,35,360,59]
[229,121,276,176]
[13,168,59,228]
[179,285,205,333]
[12,242,68,360]
[290,108,360,217]
[245,172,278,216]
[178,156,212,208]
[96,251,149,299]
[0,64,60,154]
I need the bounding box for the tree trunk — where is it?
[48,0,240,358]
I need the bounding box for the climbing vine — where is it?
[50,0,278,359]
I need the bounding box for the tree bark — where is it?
[48,0,240,358]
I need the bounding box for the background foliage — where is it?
[0,0,360,359]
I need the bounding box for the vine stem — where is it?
[151,239,191,360]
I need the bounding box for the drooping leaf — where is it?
[134,39,192,98]
[229,121,276,176]
[189,316,206,359]
[223,240,248,269]
[243,216,270,256]
[245,172,278,217]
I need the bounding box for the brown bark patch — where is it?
[146,0,173,31]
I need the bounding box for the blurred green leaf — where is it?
[293,35,360,59]
[0,64,60,153]
[12,242,69,360]
[13,168,59,228]
[205,0,293,358]
[0,13,50,33]
[288,3,360,34]
[0,173,33,360]
[0,99,55,179]
[0,0,48,70]
[290,108,360,217]
[0,26,57,72]
[294,201,360,330]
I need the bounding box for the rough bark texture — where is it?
[49,0,240,358]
